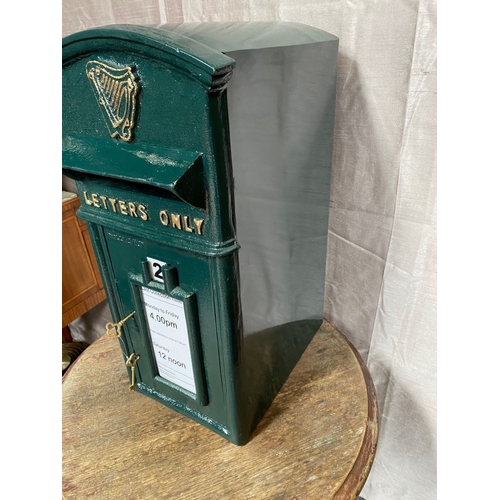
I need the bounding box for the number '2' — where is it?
[152,263,163,280]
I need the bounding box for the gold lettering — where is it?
[99,195,108,209]
[159,210,169,226]
[183,216,193,233]
[193,218,204,235]
[82,192,150,221]
[128,202,137,217]
[171,214,181,229]
[83,191,92,206]
[118,200,128,215]
[91,193,100,208]
[138,205,149,221]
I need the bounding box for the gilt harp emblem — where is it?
[86,61,138,142]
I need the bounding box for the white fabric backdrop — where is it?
[63,2,437,498]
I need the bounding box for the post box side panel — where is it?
[225,41,338,336]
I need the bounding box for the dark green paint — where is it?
[63,25,319,445]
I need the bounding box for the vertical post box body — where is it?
[62,23,338,445]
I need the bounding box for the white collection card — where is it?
[141,286,196,395]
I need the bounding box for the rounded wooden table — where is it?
[62,321,378,500]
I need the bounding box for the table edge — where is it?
[331,324,379,500]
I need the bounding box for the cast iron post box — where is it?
[62,22,338,445]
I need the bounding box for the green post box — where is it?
[62,22,338,445]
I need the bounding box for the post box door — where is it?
[100,226,214,407]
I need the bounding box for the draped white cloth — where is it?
[63,2,437,498]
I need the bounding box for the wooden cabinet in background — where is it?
[62,193,107,331]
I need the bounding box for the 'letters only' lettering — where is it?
[82,191,204,234]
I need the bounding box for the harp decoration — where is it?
[86,61,139,142]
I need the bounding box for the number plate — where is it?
[140,286,197,395]
[147,257,167,283]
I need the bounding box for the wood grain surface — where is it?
[62,321,378,500]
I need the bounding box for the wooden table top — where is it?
[62,321,377,500]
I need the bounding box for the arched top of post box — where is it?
[63,24,236,91]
